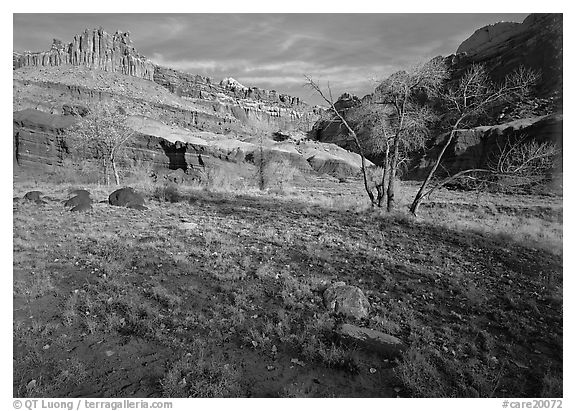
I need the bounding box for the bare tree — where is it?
[67,102,135,185]
[347,102,394,206]
[409,64,539,215]
[409,134,558,199]
[491,134,558,177]
[371,58,448,211]
[305,76,376,205]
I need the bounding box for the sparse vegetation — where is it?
[410,64,540,214]
[66,102,135,185]
[13,174,562,397]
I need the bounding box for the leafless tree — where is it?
[371,58,448,211]
[409,64,540,215]
[67,102,134,185]
[491,134,558,177]
[305,76,376,205]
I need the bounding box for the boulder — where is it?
[64,194,93,208]
[323,282,370,320]
[23,191,43,202]
[109,187,145,208]
[336,323,407,359]
[70,203,92,212]
[69,189,91,198]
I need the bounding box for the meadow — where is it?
[13,168,562,397]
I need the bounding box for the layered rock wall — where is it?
[450,13,562,100]
[14,29,155,81]
[153,66,320,133]
[407,114,563,180]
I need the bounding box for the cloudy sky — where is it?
[13,13,529,106]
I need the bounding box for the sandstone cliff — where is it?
[13,108,367,180]
[311,13,562,187]
[14,28,155,81]
[450,13,562,102]
[14,27,320,138]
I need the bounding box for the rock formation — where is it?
[14,28,155,81]
[152,66,319,133]
[13,109,78,168]
[14,26,321,139]
[311,13,562,189]
[407,114,563,190]
[450,13,562,102]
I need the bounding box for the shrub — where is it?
[152,183,181,203]
[160,340,242,397]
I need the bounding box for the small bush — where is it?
[49,159,102,185]
[152,183,181,203]
[203,166,244,191]
[161,340,243,397]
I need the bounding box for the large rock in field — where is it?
[336,323,407,359]
[64,194,93,208]
[70,203,92,212]
[69,189,91,198]
[108,187,146,209]
[323,282,370,320]
[23,191,43,202]
[22,190,47,204]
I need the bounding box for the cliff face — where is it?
[311,13,563,186]
[408,114,562,178]
[154,67,304,108]
[450,13,562,101]
[153,67,319,133]
[13,109,78,168]
[14,28,155,81]
[13,108,367,180]
[14,27,320,138]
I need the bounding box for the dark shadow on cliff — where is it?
[160,140,188,171]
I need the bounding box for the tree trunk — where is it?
[410,122,461,215]
[258,139,265,190]
[377,143,390,207]
[104,160,110,186]
[386,135,400,212]
[111,156,120,186]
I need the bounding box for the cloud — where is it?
[149,53,247,72]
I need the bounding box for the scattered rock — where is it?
[336,323,407,359]
[290,358,306,367]
[109,187,145,208]
[323,282,370,320]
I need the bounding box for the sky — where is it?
[13,13,530,106]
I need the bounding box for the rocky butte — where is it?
[14,28,155,80]
[13,27,376,180]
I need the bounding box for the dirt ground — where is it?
[13,178,562,398]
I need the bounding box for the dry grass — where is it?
[13,169,562,397]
